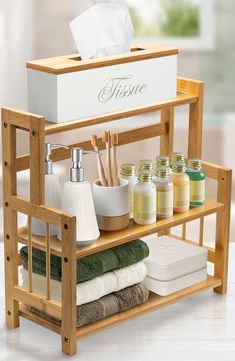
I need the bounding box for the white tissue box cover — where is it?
[27,54,177,123]
[143,236,208,282]
[144,267,207,296]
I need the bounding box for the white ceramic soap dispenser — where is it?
[32,141,68,236]
[60,147,101,246]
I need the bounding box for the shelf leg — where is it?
[2,109,19,328]
[214,168,232,295]
[159,107,174,236]
[61,215,77,356]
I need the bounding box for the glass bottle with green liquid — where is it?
[186,159,205,207]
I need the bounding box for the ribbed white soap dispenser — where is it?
[60,147,101,246]
[32,141,68,236]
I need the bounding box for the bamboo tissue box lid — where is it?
[26,44,178,123]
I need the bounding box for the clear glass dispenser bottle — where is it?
[134,170,156,225]
[153,166,173,219]
[171,162,190,213]
[187,159,205,207]
[120,163,137,218]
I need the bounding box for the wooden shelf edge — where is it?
[76,275,221,339]
[44,91,198,135]
[19,275,222,339]
[16,200,224,258]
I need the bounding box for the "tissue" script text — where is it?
[98,75,147,103]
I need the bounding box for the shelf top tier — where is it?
[26,44,178,75]
[17,200,224,259]
[44,90,197,135]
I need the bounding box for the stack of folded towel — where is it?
[20,239,149,327]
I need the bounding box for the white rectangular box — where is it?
[27,44,178,123]
[143,236,208,296]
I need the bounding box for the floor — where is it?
[0,243,234,361]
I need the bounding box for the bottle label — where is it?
[190,180,205,202]
[174,184,189,210]
[134,193,156,222]
[157,190,173,216]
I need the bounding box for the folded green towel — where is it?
[29,282,149,327]
[20,239,149,284]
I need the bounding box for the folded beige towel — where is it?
[21,261,147,305]
[29,282,149,327]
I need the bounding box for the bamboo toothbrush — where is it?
[111,133,119,186]
[90,135,107,187]
[102,131,113,187]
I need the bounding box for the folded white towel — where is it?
[20,261,147,306]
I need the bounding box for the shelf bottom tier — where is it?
[19,275,222,338]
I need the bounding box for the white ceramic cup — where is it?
[93,178,130,217]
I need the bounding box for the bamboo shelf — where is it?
[2,76,232,357]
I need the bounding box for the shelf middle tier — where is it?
[17,199,224,258]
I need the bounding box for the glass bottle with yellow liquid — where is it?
[120,163,137,218]
[186,159,205,207]
[171,162,190,213]
[153,166,173,219]
[134,170,156,225]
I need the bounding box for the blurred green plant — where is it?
[159,0,199,37]
[126,0,200,38]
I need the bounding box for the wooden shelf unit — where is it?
[2,76,232,357]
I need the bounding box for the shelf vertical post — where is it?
[159,107,174,236]
[214,168,232,294]
[61,214,77,356]
[160,107,174,156]
[2,108,19,328]
[29,116,45,204]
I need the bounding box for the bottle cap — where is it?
[138,170,152,182]
[120,163,136,176]
[155,155,170,167]
[45,142,69,175]
[70,147,101,182]
[156,166,170,178]
[170,152,184,164]
[172,162,186,173]
[188,159,202,170]
[139,159,153,171]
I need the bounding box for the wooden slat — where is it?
[16,122,167,171]
[46,223,51,300]
[29,117,45,205]
[28,216,33,293]
[61,215,77,356]
[26,44,178,75]
[214,168,232,294]
[2,109,19,328]
[160,107,174,155]
[17,200,224,259]
[13,286,61,319]
[11,196,63,225]
[76,276,221,339]
[159,107,174,236]
[199,217,204,246]
[44,92,198,135]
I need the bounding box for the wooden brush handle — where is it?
[112,146,119,186]
[98,156,107,187]
[106,144,113,187]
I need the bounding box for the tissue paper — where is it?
[70,3,134,60]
